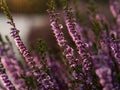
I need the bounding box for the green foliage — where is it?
[87,0,101,38]
[0,0,16,28]
[31,39,48,59]
[91,42,98,54]
[0,34,6,47]
[117,73,120,83]
[36,39,48,58]
[87,0,98,16]
[30,38,50,75]
[101,20,109,31]
[5,35,10,42]
[0,34,4,43]
[47,0,56,10]
[5,35,12,45]
[72,64,82,73]
[60,0,69,9]
[91,20,101,36]
[47,0,71,10]
[0,0,13,22]
[73,0,83,23]
[21,74,38,89]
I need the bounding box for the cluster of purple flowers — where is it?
[0,0,120,90]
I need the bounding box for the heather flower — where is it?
[109,0,120,38]
[9,18,58,90]
[30,51,58,89]
[32,53,42,70]
[0,56,16,90]
[64,7,93,70]
[95,66,113,90]
[110,39,120,70]
[101,31,115,68]
[1,1,58,89]
[10,26,44,88]
[63,7,95,88]
[47,9,84,82]
[2,57,27,90]
[0,37,27,90]
[109,0,119,18]
[1,0,120,89]
[46,54,69,89]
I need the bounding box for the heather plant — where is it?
[0,0,120,90]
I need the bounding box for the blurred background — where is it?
[0,0,111,54]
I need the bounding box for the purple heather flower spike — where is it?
[64,7,93,68]
[100,30,115,67]
[109,0,120,38]
[110,39,120,71]
[9,25,57,89]
[93,50,116,90]
[48,9,80,66]
[1,57,27,90]
[7,18,55,89]
[63,7,95,89]
[46,54,69,89]
[95,66,113,90]
[32,54,58,90]
[0,57,16,90]
[47,61,69,89]
[109,0,119,18]
[47,9,83,81]
[9,27,41,83]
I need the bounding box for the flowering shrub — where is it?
[0,0,120,90]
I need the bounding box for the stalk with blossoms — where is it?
[0,35,27,90]
[0,0,57,89]
[0,57,16,90]
[0,0,120,89]
[95,63,114,90]
[2,57,27,90]
[0,35,16,90]
[63,6,96,89]
[0,0,40,87]
[109,0,120,71]
[109,0,120,38]
[47,8,85,79]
